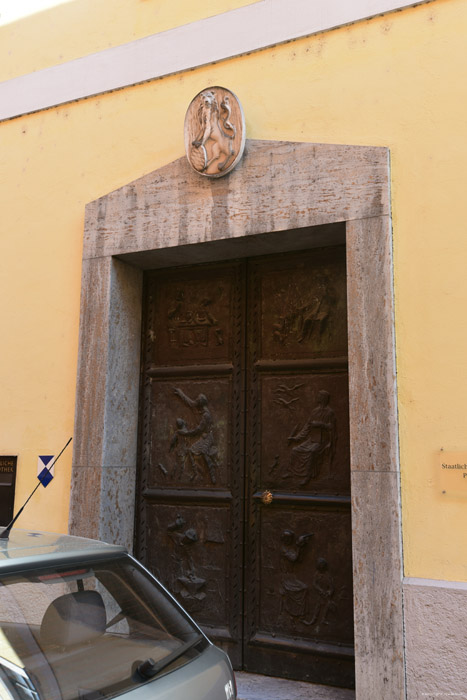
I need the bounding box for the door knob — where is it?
[261,489,273,505]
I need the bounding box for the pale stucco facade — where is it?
[1,1,467,697]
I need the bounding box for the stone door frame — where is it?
[70,139,405,698]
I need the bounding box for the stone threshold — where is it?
[235,672,355,700]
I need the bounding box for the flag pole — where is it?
[0,437,72,540]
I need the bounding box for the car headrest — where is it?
[40,590,106,648]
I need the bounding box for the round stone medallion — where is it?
[184,86,246,178]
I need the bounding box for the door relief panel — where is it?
[260,374,350,494]
[146,379,231,488]
[145,504,230,624]
[258,508,353,643]
[260,248,348,360]
[150,269,237,365]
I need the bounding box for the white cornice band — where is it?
[0,0,435,122]
[404,577,467,591]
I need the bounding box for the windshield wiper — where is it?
[134,633,205,681]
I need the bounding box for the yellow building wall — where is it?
[0,0,259,81]
[1,0,466,582]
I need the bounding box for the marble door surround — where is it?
[70,139,404,698]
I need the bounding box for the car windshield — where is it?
[0,554,205,700]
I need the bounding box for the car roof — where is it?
[0,529,127,574]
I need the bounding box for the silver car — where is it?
[0,529,236,700]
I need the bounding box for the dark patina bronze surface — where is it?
[136,247,354,687]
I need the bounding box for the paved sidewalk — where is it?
[235,672,355,700]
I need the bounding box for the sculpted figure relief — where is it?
[272,276,335,346]
[167,516,207,613]
[284,390,337,485]
[192,91,236,173]
[167,290,225,348]
[185,86,245,177]
[310,557,337,629]
[170,389,220,484]
[278,532,338,631]
[279,529,313,622]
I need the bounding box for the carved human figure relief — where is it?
[272,276,335,346]
[185,86,246,177]
[283,390,337,484]
[167,289,225,348]
[279,529,314,621]
[170,389,219,484]
[167,516,207,613]
[309,558,338,631]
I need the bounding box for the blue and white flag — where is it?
[37,455,54,487]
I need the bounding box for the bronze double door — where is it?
[136,246,354,688]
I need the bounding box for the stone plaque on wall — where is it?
[439,451,467,496]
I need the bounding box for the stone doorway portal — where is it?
[71,140,405,698]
